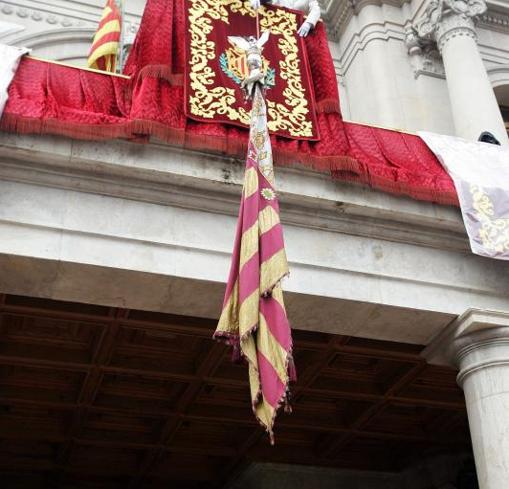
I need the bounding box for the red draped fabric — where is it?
[123,0,351,170]
[340,123,457,205]
[183,1,320,140]
[0,0,457,206]
[1,57,131,140]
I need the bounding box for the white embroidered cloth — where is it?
[0,43,29,116]
[419,131,509,260]
[273,0,321,26]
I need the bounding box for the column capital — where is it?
[412,0,487,49]
[423,309,509,374]
[435,13,477,51]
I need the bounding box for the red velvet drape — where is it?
[0,0,457,206]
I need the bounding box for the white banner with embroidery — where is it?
[419,131,509,260]
[0,43,29,116]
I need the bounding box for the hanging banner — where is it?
[419,131,509,260]
[184,0,319,140]
[214,85,296,443]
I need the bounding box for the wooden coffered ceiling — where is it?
[0,293,471,489]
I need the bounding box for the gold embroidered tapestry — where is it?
[184,0,319,140]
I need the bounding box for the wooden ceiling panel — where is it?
[170,419,252,454]
[125,310,213,338]
[344,336,423,356]
[80,411,165,445]
[0,473,48,489]
[93,373,189,412]
[310,353,415,396]
[67,444,144,476]
[0,440,60,471]
[292,329,331,349]
[208,353,250,383]
[0,364,86,403]
[3,295,111,317]
[286,393,372,430]
[0,294,470,488]
[109,325,210,375]
[0,312,104,364]
[361,402,469,441]
[398,364,465,405]
[193,382,251,409]
[333,436,409,471]
[0,403,71,441]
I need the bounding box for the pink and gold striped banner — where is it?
[214,85,296,443]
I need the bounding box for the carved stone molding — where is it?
[0,19,25,40]
[435,13,477,51]
[406,0,487,75]
[413,0,487,41]
[0,1,90,29]
[0,1,140,45]
[322,0,354,42]
[404,23,445,78]
[479,10,509,34]
[322,0,408,42]
[0,0,140,61]
[423,309,509,368]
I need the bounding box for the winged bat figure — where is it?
[228,30,270,100]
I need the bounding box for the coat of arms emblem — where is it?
[219,45,276,89]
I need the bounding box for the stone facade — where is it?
[2,1,509,488]
[323,0,509,143]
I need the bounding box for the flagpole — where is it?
[117,0,125,73]
[27,55,131,79]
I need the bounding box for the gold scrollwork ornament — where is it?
[187,0,313,137]
[470,184,509,254]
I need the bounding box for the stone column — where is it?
[414,0,509,145]
[423,309,509,489]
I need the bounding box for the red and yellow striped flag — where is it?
[87,0,122,72]
[214,84,296,444]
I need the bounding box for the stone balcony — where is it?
[1,132,508,345]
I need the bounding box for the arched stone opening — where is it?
[489,66,509,138]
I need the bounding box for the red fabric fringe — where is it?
[0,0,458,207]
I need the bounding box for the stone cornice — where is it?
[0,133,467,254]
[0,0,140,43]
[423,309,509,366]
[338,20,407,72]
[0,0,142,23]
[322,0,354,42]
[479,8,509,34]
[322,0,409,41]
[0,0,94,29]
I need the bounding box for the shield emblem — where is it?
[226,46,250,81]
[219,46,275,88]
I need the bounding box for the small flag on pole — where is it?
[214,84,296,444]
[87,0,122,72]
